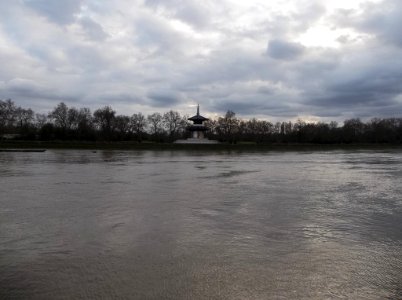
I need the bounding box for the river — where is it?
[1,149,401,299]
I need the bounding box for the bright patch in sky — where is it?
[296,0,382,47]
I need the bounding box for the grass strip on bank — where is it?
[1,140,402,152]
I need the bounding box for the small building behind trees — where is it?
[187,105,209,139]
[175,105,218,144]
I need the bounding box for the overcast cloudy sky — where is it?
[1,0,402,121]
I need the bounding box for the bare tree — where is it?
[217,110,239,143]
[15,107,34,129]
[343,118,365,143]
[93,106,116,140]
[75,108,94,139]
[67,107,80,130]
[0,99,17,132]
[77,108,92,130]
[147,112,163,136]
[114,115,130,139]
[130,113,147,142]
[48,102,69,130]
[35,113,48,129]
[163,110,186,139]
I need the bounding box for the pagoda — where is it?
[187,105,209,139]
[174,105,218,144]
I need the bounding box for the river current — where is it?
[1,149,401,299]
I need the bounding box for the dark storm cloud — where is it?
[95,93,144,106]
[3,78,51,100]
[302,38,402,117]
[147,90,182,107]
[211,97,295,117]
[267,39,305,60]
[0,78,82,112]
[79,18,108,41]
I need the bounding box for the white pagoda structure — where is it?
[174,105,218,144]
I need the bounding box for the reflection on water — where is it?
[0,150,401,299]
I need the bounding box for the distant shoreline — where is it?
[1,140,402,151]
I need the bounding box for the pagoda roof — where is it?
[188,105,209,121]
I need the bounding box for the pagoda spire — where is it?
[197,104,200,116]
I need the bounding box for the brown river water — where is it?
[0,149,401,299]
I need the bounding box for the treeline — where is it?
[0,100,188,142]
[1,99,402,144]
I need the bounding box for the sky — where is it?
[1,0,402,121]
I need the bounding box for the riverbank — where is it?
[1,140,402,151]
